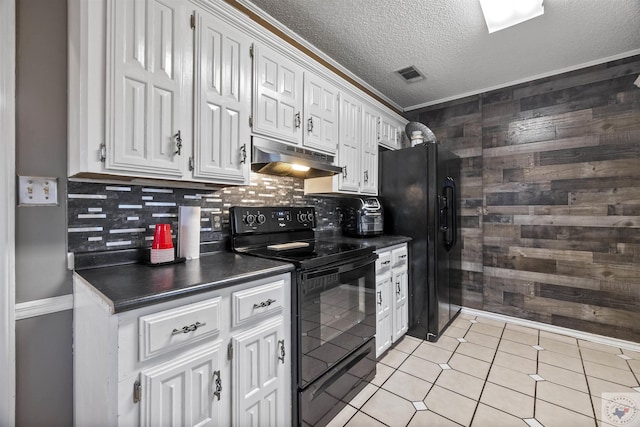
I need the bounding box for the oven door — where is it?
[298,254,376,388]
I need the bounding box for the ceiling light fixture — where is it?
[479,0,544,33]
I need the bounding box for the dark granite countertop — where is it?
[74,252,294,314]
[316,231,411,250]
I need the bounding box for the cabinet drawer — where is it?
[376,251,392,273]
[232,279,284,327]
[139,297,221,361]
[392,246,408,267]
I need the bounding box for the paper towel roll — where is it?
[178,206,201,260]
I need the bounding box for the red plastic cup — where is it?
[152,224,173,249]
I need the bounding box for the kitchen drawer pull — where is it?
[399,254,407,259]
[377,291,382,306]
[171,321,206,335]
[212,370,222,401]
[382,260,391,265]
[253,298,276,309]
[278,339,286,364]
[295,112,301,128]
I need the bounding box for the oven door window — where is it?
[300,261,375,387]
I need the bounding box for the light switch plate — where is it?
[18,176,59,206]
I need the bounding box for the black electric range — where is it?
[230,206,377,427]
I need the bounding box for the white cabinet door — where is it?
[375,272,393,358]
[253,44,304,145]
[361,103,379,195]
[139,342,227,427]
[106,0,188,177]
[304,73,338,154]
[379,114,405,150]
[192,10,251,184]
[337,92,361,193]
[392,267,409,342]
[232,317,288,427]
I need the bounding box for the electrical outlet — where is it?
[211,213,222,231]
[18,176,59,206]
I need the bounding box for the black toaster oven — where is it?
[342,197,384,237]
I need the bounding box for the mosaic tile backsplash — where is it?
[67,173,345,254]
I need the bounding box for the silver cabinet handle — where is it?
[343,165,348,179]
[307,117,314,133]
[212,370,222,401]
[377,291,382,306]
[396,282,401,294]
[399,254,407,259]
[295,112,301,128]
[174,130,183,155]
[240,143,247,164]
[278,339,286,364]
[382,260,391,265]
[171,321,206,335]
[253,298,276,309]
[364,170,369,183]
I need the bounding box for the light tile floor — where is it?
[327,313,640,427]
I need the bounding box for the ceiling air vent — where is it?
[395,65,425,83]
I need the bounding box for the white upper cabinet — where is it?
[361,103,379,195]
[336,91,361,192]
[303,73,339,153]
[253,43,304,145]
[253,43,339,155]
[379,113,407,150]
[105,0,190,178]
[69,0,403,186]
[192,9,251,185]
[304,91,381,195]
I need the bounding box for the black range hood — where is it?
[251,137,343,179]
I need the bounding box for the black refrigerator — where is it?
[379,143,462,342]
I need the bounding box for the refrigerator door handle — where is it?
[440,177,457,251]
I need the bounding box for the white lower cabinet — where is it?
[139,343,226,426]
[232,318,286,426]
[74,272,291,426]
[374,243,409,358]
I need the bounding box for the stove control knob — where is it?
[257,213,266,224]
[296,212,305,223]
[244,214,256,225]
[306,212,314,222]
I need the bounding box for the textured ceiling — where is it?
[241,0,640,111]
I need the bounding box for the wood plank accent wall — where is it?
[409,55,640,342]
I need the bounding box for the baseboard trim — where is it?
[461,307,640,353]
[15,294,74,321]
